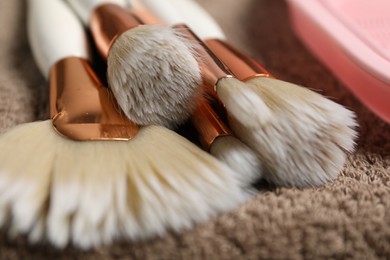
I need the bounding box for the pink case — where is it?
[286,0,390,123]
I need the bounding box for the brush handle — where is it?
[27,0,89,78]
[66,0,129,24]
[67,0,144,59]
[131,0,188,25]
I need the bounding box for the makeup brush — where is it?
[134,0,358,188]
[0,0,248,250]
[64,0,203,129]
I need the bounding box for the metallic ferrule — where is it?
[191,98,231,151]
[89,3,144,59]
[202,84,229,122]
[204,39,273,81]
[49,57,139,141]
[173,24,233,89]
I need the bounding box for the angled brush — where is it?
[0,0,248,249]
[134,0,358,188]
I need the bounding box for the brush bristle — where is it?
[224,77,358,188]
[216,77,272,127]
[107,25,203,129]
[0,121,248,249]
[210,136,263,186]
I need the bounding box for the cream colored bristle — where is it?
[216,77,272,127]
[210,135,263,186]
[223,77,357,188]
[108,25,203,129]
[0,121,249,249]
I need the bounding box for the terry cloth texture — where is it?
[1,0,389,259]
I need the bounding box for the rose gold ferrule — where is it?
[173,25,232,89]
[191,99,231,151]
[202,84,228,122]
[205,39,273,82]
[89,3,144,59]
[49,57,139,141]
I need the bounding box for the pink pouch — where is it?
[286,0,390,123]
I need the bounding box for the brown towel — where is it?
[0,0,389,258]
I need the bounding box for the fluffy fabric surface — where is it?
[0,0,389,258]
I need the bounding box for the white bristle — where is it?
[0,121,249,249]
[108,25,203,129]
[216,77,272,127]
[210,136,263,185]
[227,77,357,188]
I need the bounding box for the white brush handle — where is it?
[27,0,89,78]
[66,0,129,24]
[133,0,226,40]
[130,0,184,25]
